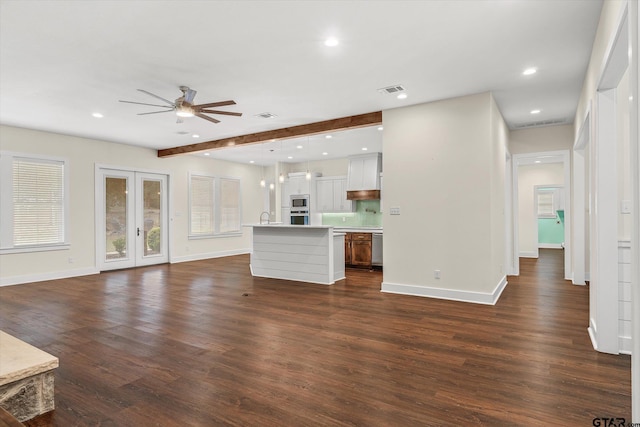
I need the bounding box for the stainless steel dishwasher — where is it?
[372,233,383,266]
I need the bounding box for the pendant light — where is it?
[305,136,312,180]
[278,140,285,183]
[260,142,266,187]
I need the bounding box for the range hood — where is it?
[347,190,381,200]
[346,153,382,200]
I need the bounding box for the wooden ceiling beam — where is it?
[157,111,382,158]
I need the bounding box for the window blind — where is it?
[12,157,65,246]
[537,192,555,218]
[220,178,241,233]
[190,175,214,235]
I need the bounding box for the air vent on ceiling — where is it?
[378,84,406,95]
[255,112,278,119]
[511,118,570,130]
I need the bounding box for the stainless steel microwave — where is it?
[290,194,309,209]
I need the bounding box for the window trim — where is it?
[0,151,70,254]
[188,172,242,239]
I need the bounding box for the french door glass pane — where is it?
[143,179,161,256]
[105,177,127,260]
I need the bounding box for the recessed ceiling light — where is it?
[377,126,383,131]
[523,67,537,76]
[192,134,199,138]
[534,160,541,163]
[362,147,368,151]
[92,112,103,118]
[288,156,293,159]
[249,160,255,164]
[324,37,339,47]
[397,93,407,100]
[322,152,328,156]
[325,135,332,139]
[204,153,210,156]
[296,145,303,149]
[530,109,541,114]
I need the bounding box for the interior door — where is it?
[98,169,168,271]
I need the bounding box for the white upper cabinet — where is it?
[288,173,310,195]
[316,176,352,213]
[347,153,382,191]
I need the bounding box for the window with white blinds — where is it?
[189,175,215,236]
[537,192,555,218]
[189,173,242,237]
[220,178,241,233]
[0,153,69,252]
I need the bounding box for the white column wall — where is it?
[381,92,506,304]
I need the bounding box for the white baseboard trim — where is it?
[0,267,99,287]
[588,325,598,351]
[381,275,508,305]
[538,243,563,249]
[519,251,538,258]
[619,336,632,355]
[170,248,251,264]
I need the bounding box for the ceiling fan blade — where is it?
[119,100,175,108]
[184,88,197,104]
[199,109,242,117]
[137,109,174,115]
[195,113,220,124]
[137,89,175,106]
[191,100,236,109]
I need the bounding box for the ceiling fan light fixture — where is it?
[176,107,194,118]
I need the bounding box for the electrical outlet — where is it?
[434,269,441,279]
[621,200,631,214]
[68,257,74,264]
[342,216,346,222]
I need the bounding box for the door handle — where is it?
[137,227,140,237]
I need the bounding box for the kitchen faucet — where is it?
[259,211,271,224]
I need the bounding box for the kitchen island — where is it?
[244,224,345,285]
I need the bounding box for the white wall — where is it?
[0,125,264,285]
[381,92,506,304]
[617,69,631,240]
[286,158,349,177]
[510,125,574,154]
[517,163,564,257]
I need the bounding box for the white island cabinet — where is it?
[244,224,345,285]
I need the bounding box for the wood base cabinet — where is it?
[345,232,372,268]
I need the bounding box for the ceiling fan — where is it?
[119,86,242,124]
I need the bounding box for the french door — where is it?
[97,168,168,271]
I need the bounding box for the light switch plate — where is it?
[621,200,631,214]
[390,207,401,215]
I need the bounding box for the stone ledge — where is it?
[0,331,58,422]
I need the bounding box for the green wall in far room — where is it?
[322,200,383,227]
[538,212,564,245]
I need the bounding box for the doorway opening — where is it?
[510,150,571,279]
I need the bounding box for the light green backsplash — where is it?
[322,200,383,227]
[538,212,564,244]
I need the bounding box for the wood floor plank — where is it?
[0,250,631,426]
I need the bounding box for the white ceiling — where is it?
[0,0,602,166]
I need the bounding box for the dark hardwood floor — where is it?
[0,249,630,426]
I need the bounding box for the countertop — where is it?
[243,224,333,229]
[334,227,383,233]
[243,224,382,233]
